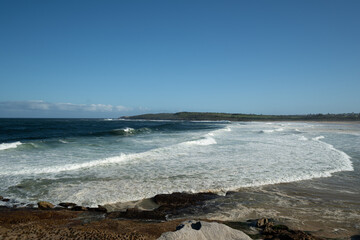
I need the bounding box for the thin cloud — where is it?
[0,101,130,113]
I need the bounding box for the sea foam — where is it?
[0,141,22,151]
[182,136,217,146]
[0,122,356,207]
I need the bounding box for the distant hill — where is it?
[121,112,360,122]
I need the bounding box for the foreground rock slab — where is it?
[107,192,219,221]
[0,208,183,240]
[158,220,252,240]
[153,192,218,207]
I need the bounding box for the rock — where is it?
[71,206,87,211]
[261,224,321,240]
[107,208,166,220]
[97,205,107,212]
[1,198,10,202]
[256,218,273,228]
[0,196,3,200]
[108,192,218,221]
[271,224,288,231]
[59,202,77,208]
[37,201,54,209]
[263,224,274,234]
[153,192,218,207]
[107,192,219,221]
[87,205,107,213]
[158,220,252,240]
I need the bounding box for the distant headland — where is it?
[121,112,360,122]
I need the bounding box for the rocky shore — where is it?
[0,192,338,239]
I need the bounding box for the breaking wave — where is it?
[0,141,22,151]
[313,136,325,141]
[0,120,356,206]
[96,127,151,136]
[0,141,22,150]
[182,136,217,146]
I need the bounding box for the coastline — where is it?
[0,192,326,240]
[121,112,360,122]
[1,185,359,239]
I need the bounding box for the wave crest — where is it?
[182,136,217,146]
[0,141,22,151]
[109,127,150,136]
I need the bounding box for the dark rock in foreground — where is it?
[71,206,88,211]
[1,196,10,202]
[59,202,77,208]
[37,201,54,210]
[108,207,167,220]
[153,192,218,207]
[256,217,273,228]
[87,205,107,213]
[107,192,219,221]
[253,218,323,240]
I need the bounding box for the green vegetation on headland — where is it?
[121,112,360,122]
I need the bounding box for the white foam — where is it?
[182,136,217,146]
[112,127,136,135]
[260,128,283,133]
[2,132,219,176]
[313,136,325,141]
[0,122,355,206]
[0,141,22,151]
[260,129,274,133]
[123,127,134,133]
[2,154,131,175]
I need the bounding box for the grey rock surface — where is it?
[158,220,252,240]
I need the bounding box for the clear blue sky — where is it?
[1,0,359,117]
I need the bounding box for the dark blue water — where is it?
[0,118,223,143]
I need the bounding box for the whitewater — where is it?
[0,119,358,208]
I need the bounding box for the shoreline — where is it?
[1,190,359,239]
[0,192,324,240]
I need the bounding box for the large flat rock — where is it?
[158,220,252,240]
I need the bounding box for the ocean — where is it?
[0,118,359,236]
